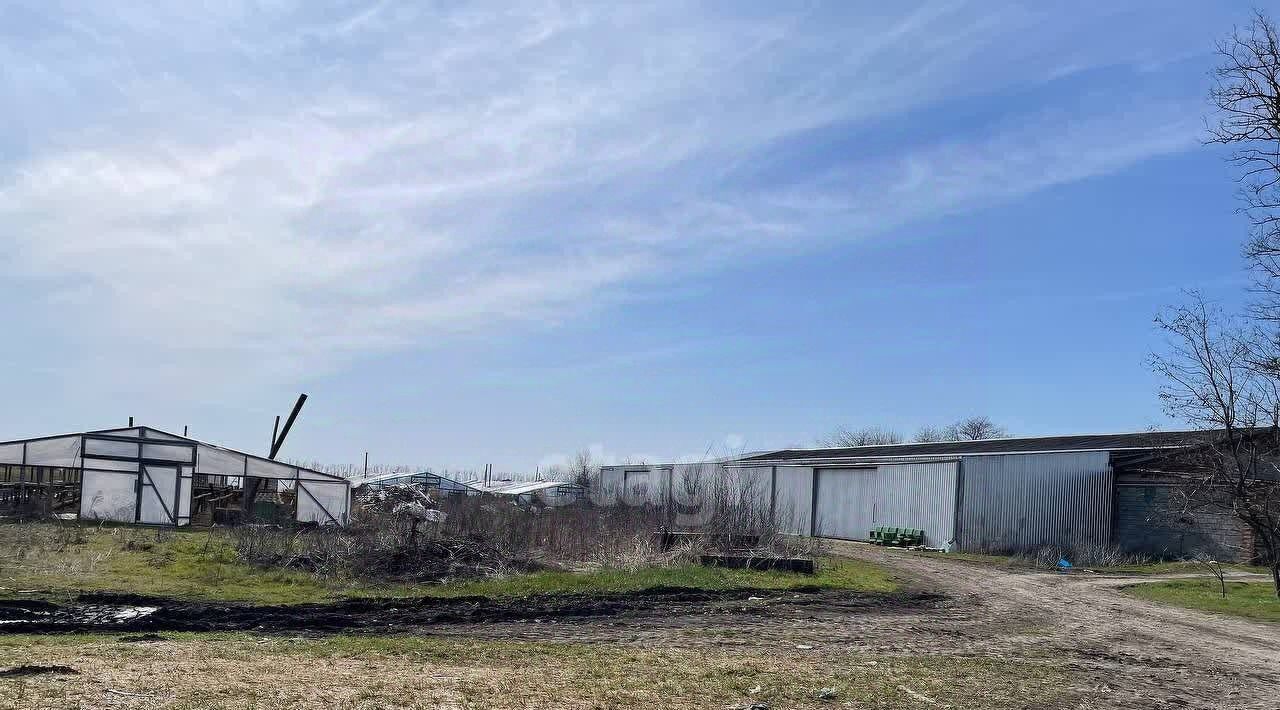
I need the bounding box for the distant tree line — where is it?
[818,415,1008,447]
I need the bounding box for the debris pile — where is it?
[231,488,542,584]
[358,485,448,526]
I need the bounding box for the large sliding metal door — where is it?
[812,468,877,540]
[871,461,958,547]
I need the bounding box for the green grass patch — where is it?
[0,523,894,605]
[906,548,1271,577]
[1095,560,1270,576]
[0,525,343,604]
[1124,579,1280,622]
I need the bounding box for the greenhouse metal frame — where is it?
[0,425,350,527]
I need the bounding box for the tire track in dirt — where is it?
[823,541,1280,710]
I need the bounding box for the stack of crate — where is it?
[869,526,925,547]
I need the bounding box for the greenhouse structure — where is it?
[0,425,351,527]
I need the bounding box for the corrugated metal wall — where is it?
[773,466,814,534]
[872,461,958,547]
[671,462,716,511]
[725,465,773,511]
[813,468,878,539]
[624,465,671,506]
[597,465,671,506]
[601,453,1113,552]
[596,463,774,526]
[958,452,1112,553]
[598,466,625,502]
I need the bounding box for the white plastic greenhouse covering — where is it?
[0,426,351,527]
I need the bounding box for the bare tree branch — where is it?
[1150,293,1280,596]
[818,426,903,447]
[944,416,1009,441]
[1210,11,1280,313]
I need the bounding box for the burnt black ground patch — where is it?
[0,588,943,635]
[0,665,79,678]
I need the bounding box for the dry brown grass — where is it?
[0,633,1067,710]
[227,488,821,586]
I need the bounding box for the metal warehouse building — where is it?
[601,431,1252,560]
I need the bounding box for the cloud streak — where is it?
[0,1,1210,390]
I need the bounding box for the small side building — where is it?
[1110,448,1255,560]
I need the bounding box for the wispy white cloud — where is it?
[0,1,1210,390]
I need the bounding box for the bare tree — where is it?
[1147,11,1280,597]
[818,426,902,447]
[944,416,1009,441]
[912,425,948,443]
[1209,11,1280,310]
[821,419,1008,445]
[1193,551,1230,599]
[567,448,598,488]
[1149,294,1280,596]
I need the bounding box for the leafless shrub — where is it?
[819,426,903,447]
[446,495,672,565]
[229,519,518,583]
[230,459,818,585]
[230,493,676,582]
[1193,552,1230,598]
[0,519,105,583]
[665,462,817,560]
[1007,542,1152,569]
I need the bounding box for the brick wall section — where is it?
[1114,483,1252,561]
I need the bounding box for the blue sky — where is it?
[0,2,1261,472]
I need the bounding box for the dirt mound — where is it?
[0,587,942,635]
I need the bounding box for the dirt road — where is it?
[821,542,1280,710]
[428,542,1280,708]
